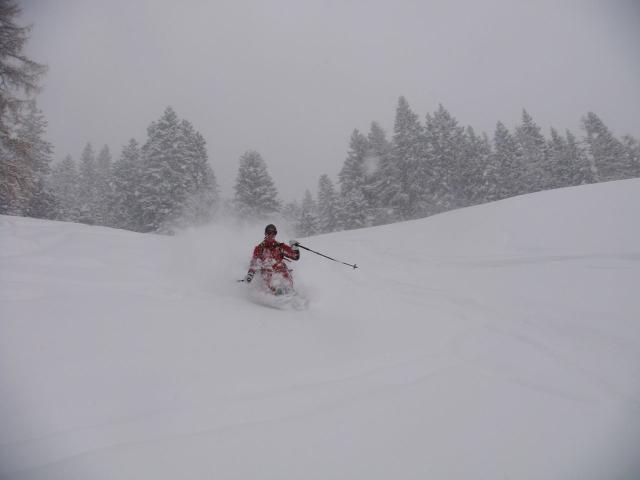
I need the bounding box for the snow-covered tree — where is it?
[49,155,80,221]
[138,107,218,232]
[547,128,594,189]
[547,128,572,189]
[515,110,550,193]
[481,122,523,201]
[392,96,426,219]
[233,150,280,220]
[138,107,182,231]
[371,97,423,221]
[565,130,595,185]
[296,190,319,237]
[423,104,465,211]
[366,122,391,171]
[460,126,492,205]
[49,156,77,221]
[77,142,98,224]
[0,0,47,215]
[338,130,368,193]
[94,145,113,225]
[337,129,370,229]
[372,139,404,223]
[174,121,218,228]
[336,187,369,231]
[621,134,640,179]
[365,122,394,225]
[582,112,629,182]
[1,100,53,216]
[17,101,55,218]
[316,174,338,233]
[111,139,142,230]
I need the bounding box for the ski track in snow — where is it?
[2,180,640,479]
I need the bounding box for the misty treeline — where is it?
[16,99,640,237]
[47,107,218,233]
[293,98,640,236]
[2,1,640,236]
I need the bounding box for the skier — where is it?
[245,224,300,295]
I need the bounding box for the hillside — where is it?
[1,179,639,479]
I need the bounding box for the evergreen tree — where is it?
[392,96,427,219]
[0,0,47,215]
[547,128,571,189]
[111,139,142,230]
[297,190,319,237]
[547,128,594,189]
[337,129,370,229]
[138,107,218,232]
[372,96,422,220]
[1,100,54,216]
[233,150,280,220]
[316,174,338,233]
[565,130,595,185]
[366,122,392,169]
[372,158,403,223]
[177,120,201,195]
[482,122,523,201]
[582,112,629,181]
[621,134,640,178]
[138,107,182,231]
[339,129,368,193]
[460,126,492,205]
[48,155,80,221]
[515,110,550,193]
[94,145,113,225]
[336,188,369,231]
[174,121,218,227]
[26,169,56,219]
[424,104,465,211]
[17,101,55,218]
[77,142,98,224]
[365,122,397,225]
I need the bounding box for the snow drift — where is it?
[1,179,640,479]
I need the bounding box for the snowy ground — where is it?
[1,179,640,480]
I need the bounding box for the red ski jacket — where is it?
[248,238,300,274]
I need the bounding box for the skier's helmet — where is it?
[265,224,277,236]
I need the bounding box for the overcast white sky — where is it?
[20,0,640,201]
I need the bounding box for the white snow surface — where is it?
[1,179,640,480]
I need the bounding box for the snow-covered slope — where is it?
[1,179,640,480]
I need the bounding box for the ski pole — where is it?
[295,243,358,269]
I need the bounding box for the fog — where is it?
[20,0,640,201]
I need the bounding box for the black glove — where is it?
[245,271,254,283]
[289,240,300,259]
